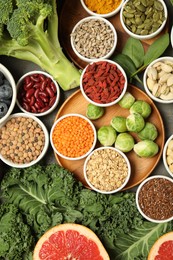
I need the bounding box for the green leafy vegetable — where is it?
[0,203,34,259]
[0,164,173,259]
[122,37,144,68]
[0,0,80,90]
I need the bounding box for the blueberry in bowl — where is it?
[0,64,16,126]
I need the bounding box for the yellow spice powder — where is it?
[84,0,122,14]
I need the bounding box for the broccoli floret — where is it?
[0,0,80,90]
[0,203,35,259]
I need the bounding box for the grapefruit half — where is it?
[148,231,173,260]
[33,223,110,260]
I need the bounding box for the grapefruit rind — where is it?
[148,231,173,260]
[33,223,110,260]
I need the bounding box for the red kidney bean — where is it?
[49,96,56,107]
[30,96,35,106]
[50,82,57,93]
[23,102,31,112]
[26,88,35,99]
[40,106,50,113]
[18,73,57,114]
[36,97,45,108]
[46,86,54,98]
[34,88,40,99]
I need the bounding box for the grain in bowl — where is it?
[0,113,49,168]
[84,147,131,194]
[50,114,97,160]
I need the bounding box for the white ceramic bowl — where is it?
[136,175,173,223]
[70,16,117,63]
[0,113,49,168]
[0,64,16,126]
[163,134,173,178]
[143,56,173,104]
[80,0,124,18]
[50,113,97,161]
[84,146,131,194]
[120,0,168,40]
[80,59,128,107]
[16,71,60,116]
[171,26,173,48]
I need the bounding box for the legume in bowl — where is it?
[136,175,173,223]
[0,113,49,168]
[120,0,167,40]
[163,134,173,178]
[143,57,173,104]
[16,71,60,116]
[50,113,97,160]
[84,147,131,194]
[80,0,124,18]
[70,16,117,63]
[80,59,127,107]
[0,63,16,126]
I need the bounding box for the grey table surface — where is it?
[0,0,173,190]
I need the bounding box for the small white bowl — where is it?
[70,16,117,63]
[0,113,49,168]
[84,146,131,194]
[80,59,128,107]
[80,0,124,18]
[0,64,16,126]
[136,175,173,223]
[163,134,173,177]
[50,113,97,161]
[171,26,173,48]
[120,0,167,40]
[143,56,173,104]
[16,71,60,117]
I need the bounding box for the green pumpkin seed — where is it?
[154,1,163,11]
[135,17,143,25]
[141,29,149,35]
[123,11,134,18]
[124,5,136,13]
[131,25,137,33]
[136,4,146,12]
[141,0,147,7]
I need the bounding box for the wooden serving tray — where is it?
[54,85,165,190]
[59,0,169,69]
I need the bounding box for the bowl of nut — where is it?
[136,175,173,223]
[143,56,173,104]
[0,113,49,168]
[50,113,97,161]
[120,0,168,40]
[163,134,173,177]
[80,59,128,107]
[80,0,124,18]
[70,16,117,63]
[16,71,60,116]
[83,146,131,194]
[0,64,17,126]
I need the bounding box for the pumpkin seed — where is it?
[122,0,165,36]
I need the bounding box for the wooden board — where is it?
[59,0,169,69]
[54,85,165,190]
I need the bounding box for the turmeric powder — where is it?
[84,0,122,14]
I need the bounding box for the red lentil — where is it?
[18,73,57,113]
[138,178,173,220]
[52,115,95,158]
[82,61,125,104]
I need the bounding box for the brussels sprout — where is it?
[134,140,159,158]
[97,126,117,146]
[111,116,127,132]
[130,100,151,119]
[86,103,104,120]
[138,122,158,141]
[115,133,135,152]
[126,113,145,132]
[118,92,135,109]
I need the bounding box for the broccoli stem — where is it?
[0,35,81,90]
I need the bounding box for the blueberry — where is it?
[0,102,8,118]
[0,98,11,105]
[0,84,13,99]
